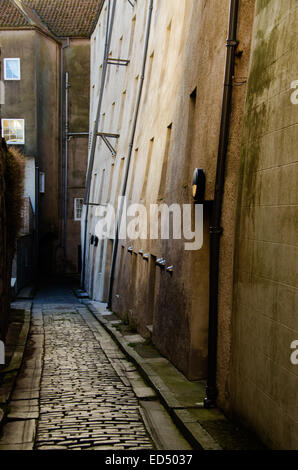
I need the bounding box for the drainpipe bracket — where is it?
[203,397,218,409]
[226,39,238,47]
[209,226,223,235]
[204,385,218,409]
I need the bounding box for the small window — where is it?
[1,119,25,144]
[74,198,84,221]
[39,172,45,194]
[4,58,20,80]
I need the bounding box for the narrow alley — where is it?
[1,0,297,453]
[0,280,192,451]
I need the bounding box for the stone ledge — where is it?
[0,303,32,434]
[86,301,221,451]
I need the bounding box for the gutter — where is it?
[204,0,239,409]
[107,0,154,308]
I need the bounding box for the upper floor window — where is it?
[4,58,21,80]
[74,198,84,221]
[1,119,25,144]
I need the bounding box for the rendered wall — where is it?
[84,0,255,380]
[0,29,60,274]
[35,32,60,274]
[63,39,90,274]
[0,30,37,155]
[230,0,298,449]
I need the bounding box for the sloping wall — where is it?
[84,0,255,381]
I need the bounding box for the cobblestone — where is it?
[35,306,153,450]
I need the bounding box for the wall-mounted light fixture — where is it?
[192,168,206,203]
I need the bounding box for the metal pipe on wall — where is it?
[59,38,69,256]
[34,166,40,278]
[63,72,69,271]
[81,0,117,288]
[107,0,154,309]
[204,0,239,409]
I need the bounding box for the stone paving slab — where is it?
[7,399,39,420]
[140,401,191,450]
[0,419,36,445]
[0,303,32,434]
[11,389,39,400]
[0,442,34,450]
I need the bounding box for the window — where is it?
[1,119,25,144]
[74,198,84,221]
[4,58,20,80]
[39,172,45,194]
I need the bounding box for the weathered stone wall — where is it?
[0,29,60,274]
[229,0,298,449]
[63,39,90,274]
[35,32,60,274]
[0,30,37,156]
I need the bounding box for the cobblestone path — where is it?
[35,305,154,450]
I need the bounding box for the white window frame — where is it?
[1,118,25,144]
[74,198,84,221]
[4,58,21,80]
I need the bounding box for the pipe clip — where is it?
[209,226,223,235]
[226,39,238,47]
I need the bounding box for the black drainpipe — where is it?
[204,0,239,409]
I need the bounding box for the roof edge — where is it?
[89,0,105,38]
[9,0,34,26]
[9,0,61,43]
